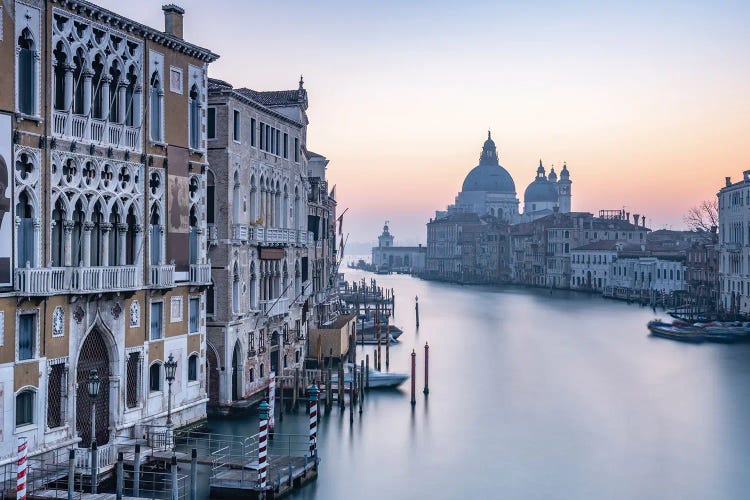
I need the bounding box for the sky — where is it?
[98,0,750,250]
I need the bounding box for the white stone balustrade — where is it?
[15,266,141,295]
[150,264,175,288]
[52,110,141,152]
[190,263,211,285]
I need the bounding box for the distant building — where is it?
[371,222,426,272]
[443,132,572,222]
[717,172,750,315]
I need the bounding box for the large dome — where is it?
[524,162,558,203]
[461,132,516,194]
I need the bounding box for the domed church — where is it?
[446,132,572,222]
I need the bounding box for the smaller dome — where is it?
[525,177,559,203]
[560,162,570,180]
[548,167,557,182]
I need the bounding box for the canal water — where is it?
[208,269,750,499]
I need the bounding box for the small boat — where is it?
[332,364,409,389]
[356,334,400,345]
[647,320,704,343]
[647,319,750,344]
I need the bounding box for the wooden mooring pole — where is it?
[415,295,420,328]
[424,342,430,395]
[385,315,391,369]
[365,354,370,389]
[410,349,416,406]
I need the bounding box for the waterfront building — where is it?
[607,253,686,298]
[205,76,324,409]
[371,222,426,273]
[685,229,719,313]
[570,241,621,291]
[0,1,216,466]
[717,172,750,315]
[425,213,482,281]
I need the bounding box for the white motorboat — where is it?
[332,364,408,389]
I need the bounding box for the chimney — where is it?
[642,216,646,228]
[745,170,750,182]
[633,214,640,226]
[626,212,630,222]
[726,176,732,187]
[162,4,185,39]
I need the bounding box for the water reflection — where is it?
[209,270,750,500]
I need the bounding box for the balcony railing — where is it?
[232,223,249,242]
[75,443,117,471]
[190,263,211,285]
[259,297,290,317]
[150,264,175,288]
[52,110,141,151]
[15,266,141,295]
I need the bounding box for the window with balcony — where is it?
[71,200,85,267]
[18,313,36,361]
[16,190,35,268]
[188,354,198,382]
[17,29,36,116]
[189,84,201,149]
[16,389,35,427]
[150,206,162,265]
[150,302,163,340]
[51,199,65,266]
[53,42,67,112]
[189,297,199,333]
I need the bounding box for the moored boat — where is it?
[647,319,750,344]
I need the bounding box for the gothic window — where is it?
[67,200,84,266]
[108,61,121,122]
[283,185,289,229]
[189,205,198,265]
[188,354,198,382]
[259,363,264,379]
[126,352,141,408]
[294,186,300,230]
[150,71,163,141]
[109,205,121,266]
[232,262,240,314]
[92,55,104,119]
[53,42,67,111]
[248,175,256,222]
[149,362,161,392]
[17,29,36,115]
[249,368,254,383]
[52,202,65,266]
[90,201,104,267]
[149,205,162,265]
[16,389,35,427]
[16,190,35,268]
[72,48,85,115]
[189,84,201,149]
[125,66,137,126]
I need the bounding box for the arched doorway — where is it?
[76,328,111,446]
[206,343,219,405]
[231,342,242,401]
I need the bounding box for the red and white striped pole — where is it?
[308,385,319,458]
[257,400,269,490]
[17,438,28,500]
[268,371,276,436]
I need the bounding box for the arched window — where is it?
[282,185,289,228]
[294,186,300,230]
[259,363,265,378]
[90,201,104,267]
[126,206,137,265]
[91,55,104,119]
[53,42,67,111]
[17,29,36,115]
[72,48,85,115]
[249,175,257,222]
[249,367,254,383]
[16,190,35,267]
[150,205,161,265]
[189,84,200,149]
[149,362,162,392]
[71,200,85,266]
[51,199,65,266]
[150,71,163,142]
[125,66,137,126]
[109,205,121,266]
[295,350,300,364]
[108,61,121,122]
[232,262,240,314]
[16,389,35,427]
[188,354,198,382]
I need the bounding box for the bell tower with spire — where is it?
[557,162,572,213]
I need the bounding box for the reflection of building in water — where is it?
[0,2,216,468]
[371,222,426,272]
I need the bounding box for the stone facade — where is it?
[371,223,426,272]
[718,172,750,315]
[0,1,217,467]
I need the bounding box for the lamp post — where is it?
[87,369,100,494]
[164,354,177,449]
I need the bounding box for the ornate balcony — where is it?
[150,264,175,288]
[15,266,141,295]
[52,110,141,152]
[189,263,211,285]
[232,223,249,243]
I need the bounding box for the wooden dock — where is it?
[210,455,318,499]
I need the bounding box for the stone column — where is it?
[101,76,111,121]
[100,223,112,267]
[117,223,128,266]
[132,84,143,128]
[117,83,127,125]
[134,224,144,284]
[82,70,93,116]
[63,221,75,267]
[32,218,41,267]
[82,222,94,267]
[64,64,74,135]
[158,224,165,265]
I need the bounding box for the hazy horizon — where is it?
[96,0,750,247]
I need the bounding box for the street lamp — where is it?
[164,354,177,427]
[87,369,100,443]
